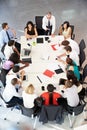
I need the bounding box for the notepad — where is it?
[43,69,55,78]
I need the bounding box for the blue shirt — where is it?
[0,29,15,49]
[0,29,9,48]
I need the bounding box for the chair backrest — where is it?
[67,103,85,116]
[79,39,86,50]
[39,105,64,124]
[35,16,43,29]
[35,16,44,35]
[70,25,75,40]
[73,103,85,115]
[83,64,87,81]
[79,49,86,67]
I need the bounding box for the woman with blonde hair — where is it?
[22,84,37,109]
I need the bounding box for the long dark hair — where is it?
[63,21,70,30]
[25,21,34,30]
[9,52,20,64]
[67,70,80,86]
[66,57,73,65]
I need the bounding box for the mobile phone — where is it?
[41,86,45,91]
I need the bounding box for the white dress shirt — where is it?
[22,91,37,108]
[4,44,15,60]
[3,83,21,102]
[67,38,80,55]
[42,15,56,34]
[63,85,79,107]
[69,50,79,66]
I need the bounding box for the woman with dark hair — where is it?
[1,52,29,86]
[62,21,72,39]
[40,84,61,106]
[57,56,80,80]
[67,70,85,100]
[58,80,80,111]
[66,57,80,80]
[24,21,38,39]
[58,21,72,39]
[67,70,80,86]
[2,52,20,74]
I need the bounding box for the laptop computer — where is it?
[22,58,32,63]
[21,48,31,56]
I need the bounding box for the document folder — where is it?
[43,69,55,78]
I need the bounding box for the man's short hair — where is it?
[12,65,20,73]
[61,40,70,46]
[11,78,18,85]
[47,11,52,15]
[8,40,15,46]
[64,45,72,52]
[2,22,8,29]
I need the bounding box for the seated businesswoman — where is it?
[58,21,72,39]
[58,80,80,111]
[22,84,38,117]
[57,57,80,81]
[22,84,37,109]
[40,84,61,106]
[24,21,38,39]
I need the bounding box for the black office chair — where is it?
[70,25,75,40]
[39,105,64,124]
[82,64,87,82]
[79,39,86,50]
[35,16,44,35]
[79,64,87,102]
[0,90,22,122]
[67,101,86,128]
[79,50,86,68]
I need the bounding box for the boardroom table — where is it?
[19,35,67,95]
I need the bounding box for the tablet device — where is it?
[36,37,44,43]
[55,68,64,74]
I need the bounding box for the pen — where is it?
[37,76,42,83]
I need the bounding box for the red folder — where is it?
[43,69,55,78]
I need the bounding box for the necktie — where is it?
[6,31,10,41]
[48,20,50,28]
